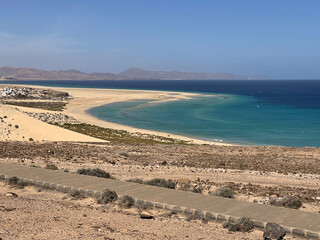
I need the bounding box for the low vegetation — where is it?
[30,164,40,168]
[127,178,144,184]
[77,168,111,178]
[2,101,67,111]
[7,176,20,185]
[6,176,28,189]
[210,187,236,198]
[45,163,59,170]
[61,123,188,144]
[69,189,86,200]
[97,189,118,204]
[128,178,176,189]
[144,178,176,189]
[117,195,135,208]
[270,196,302,209]
[179,183,203,194]
[223,217,254,232]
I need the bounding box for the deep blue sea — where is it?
[3,79,320,147]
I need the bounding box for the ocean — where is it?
[2,79,320,147]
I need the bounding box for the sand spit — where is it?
[0,84,231,145]
[63,87,231,145]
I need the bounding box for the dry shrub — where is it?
[45,163,58,170]
[270,196,302,209]
[144,178,176,189]
[117,195,135,208]
[223,217,254,232]
[77,168,111,178]
[211,187,235,198]
[70,189,86,200]
[97,189,118,204]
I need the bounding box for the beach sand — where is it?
[0,84,231,145]
[0,104,105,142]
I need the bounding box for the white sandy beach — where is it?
[0,104,105,142]
[0,84,231,145]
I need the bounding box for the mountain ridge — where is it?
[0,66,269,80]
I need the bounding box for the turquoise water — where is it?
[87,94,320,147]
[3,79,320,147]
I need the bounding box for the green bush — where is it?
[211,187,235,198]
[77,168,110,178]
[270,196,302,209]
[97,189,118,204]
[223,217,254,232]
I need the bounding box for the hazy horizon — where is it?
[1,0,320,79]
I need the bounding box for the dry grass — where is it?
[2,101,67,111]
[61,123,188,144]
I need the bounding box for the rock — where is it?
[263,222,286,240]
[139,210,154,219]
[160,160,167,166]
[5,192,18,198]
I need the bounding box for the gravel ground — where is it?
[0,141,318,239]
[0,185,287,240]
[1,141,320,174]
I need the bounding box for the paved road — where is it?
[0,162,319,238]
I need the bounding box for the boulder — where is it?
[139,210,154,219]
[263,222,286,240]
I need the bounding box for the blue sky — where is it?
[0,0,319,79]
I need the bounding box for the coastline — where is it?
[0,84,232,145]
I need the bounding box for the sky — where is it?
[0,0,319,79]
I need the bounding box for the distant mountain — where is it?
[0,66,116,80]
[0,66,269,80]
[118,67,250,80]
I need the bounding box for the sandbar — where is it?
[0,84,232,145]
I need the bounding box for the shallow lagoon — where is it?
[88,93,320,147]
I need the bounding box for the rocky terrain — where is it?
[1,141,320,213]
[1,141,319,174]
[21,111,80,126]
[2,184,288,240]
[0,86,70,100]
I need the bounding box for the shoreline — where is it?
[0,84,232,145]
[63,87,233,146]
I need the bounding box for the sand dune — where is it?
[0,104,104,142]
